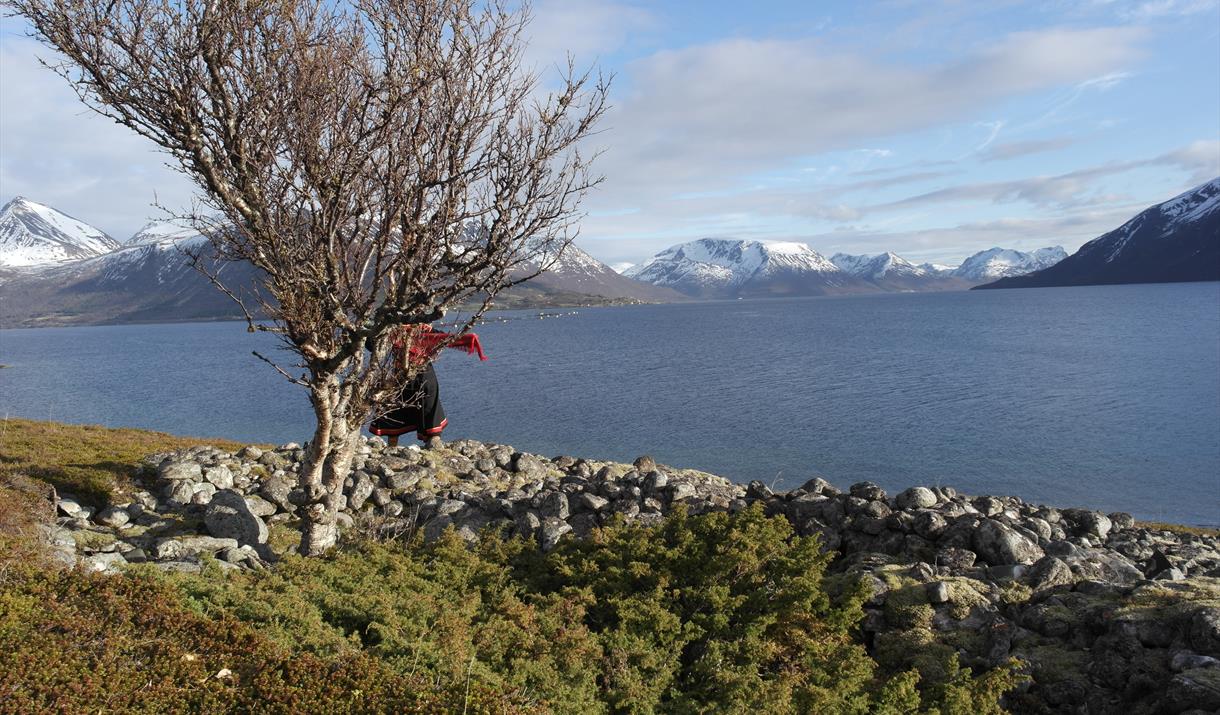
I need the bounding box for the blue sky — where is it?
[2,0,1217,267]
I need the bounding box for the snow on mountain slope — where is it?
[952,246,1067,281]
[0,197,120,267]
[626,238,855,298]
[126,220,206,248]
[831,252,929,280]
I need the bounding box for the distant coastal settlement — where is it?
[4,418,1218,713]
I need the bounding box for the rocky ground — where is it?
[45,436,1220,714]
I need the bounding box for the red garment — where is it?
[395,324,487,367]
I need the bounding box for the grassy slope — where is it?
[0,419,1022,714]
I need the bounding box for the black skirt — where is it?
[369,363,447,438]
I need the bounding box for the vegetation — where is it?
[0,420,1023,712]
[0,417,248,506]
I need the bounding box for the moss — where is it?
[1015,643,1088,683]
[1134,521,1219,537]
[0,418,254,507]
[70,529,118,551]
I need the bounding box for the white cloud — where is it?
[0,28,197,239]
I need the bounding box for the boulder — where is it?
[973,518,1045,566]
[895,486,938,510]
[204,489,269,547]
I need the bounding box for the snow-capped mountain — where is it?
[952,247,1067,282]
[979,177,1220,290]
[626,238,862,298]
[516,241,684,302]
[0,197,120,267]
[831,251,975,292]
[0,200,679,326]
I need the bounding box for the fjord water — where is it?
[2,282,1217,526]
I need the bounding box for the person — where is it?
[369,323,486,447]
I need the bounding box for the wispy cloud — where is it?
[980,136,1078,161]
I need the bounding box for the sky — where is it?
[1,0,1218,268]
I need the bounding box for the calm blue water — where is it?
[2,283,1218,526]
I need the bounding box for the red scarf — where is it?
[394,324,487,367]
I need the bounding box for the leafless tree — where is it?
[10,0,608,555]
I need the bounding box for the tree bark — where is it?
[298,376,361,556]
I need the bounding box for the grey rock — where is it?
[1026,556,1075,591]
[204,489,268,547]
[244,494,278,517]
[579,493,610,512]
[152,535,239,560]
[927,581,950,604]
[973,518,1045,566]
[540,491,570,520]
[973,496,1004,517]
[644,471,668,493]
[159,460,203,482]
[668,482,697,502]
[347,473,375,510]
[260,473,295,509]
[1062,509,1112,540]
[190,482,217,505]
[746,480,773,500]
[849,482,886,502]
[540,517,572,552]
[382,501,405,517]
[203,465,235,490]
[1163,669,1220,712]
[1190,608,1220,655]
[82,552,127,573]
[895,487,938,510]
[1171,652,1220,672]
[632,455,657,473]
[94,506,130,529]
[912,510,948,540]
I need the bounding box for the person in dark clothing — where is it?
[369,324,486,447]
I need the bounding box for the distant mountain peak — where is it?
[952,246,1067,281]
[0,196,120,267]
[977,177,1220,289]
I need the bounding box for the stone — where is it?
[912,510,948,540]
[203,465,234,490]
[159,460,203,482]
[1172,652,1220,672]
[539,517,572,552]
[895,486,938,510]
[746,481,773,500]
[94,506,130,529]
[244,494,278,517]
[632,455,657,473]
[927,581,950,604]
[1108,512,1135,531]
[579,493,610,512]
[513,453,548,479]
[204,489,268,547]
[152,535,240,560]
[190,482,217,505]
[1026,556,1075,591]
[973,496,1004,517]
[849,482,887,502]
[346,473,375,510]
[1162,669,1220,713]
[797,477,838,496]
[972,518,1045,566]
[668,482,697,502]
[540,491,570,520]
[260,474,295,510]
[1063,509,1113,540]
[643,471,668,493]
[935,547,977,572]
[82,552,127,573]
[238,445,263,460]
[1190,608,1220,655]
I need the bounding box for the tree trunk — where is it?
[298,376,362,556]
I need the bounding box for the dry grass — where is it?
[1134,521,1220,537]
[0,418,251,508]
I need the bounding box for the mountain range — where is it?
[0,199,683,327]
[976,177,1220,290]
[624,239,1063,299]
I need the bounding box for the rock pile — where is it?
[45,436,1220,714]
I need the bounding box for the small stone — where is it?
[190,482,217,505]
[382,501,404,517]
[1171,652,1220,672]
[1154,567,1187,581]
[973,518,1044,566]
[238,445,264,460]
[94,506,130,529]
[82,552,127,573]
[927,581,950,604]
[244,494,278,517]
[57,496,86,518]
[632,455,657,473]
[747,481,774,500]
[644,471,668,492]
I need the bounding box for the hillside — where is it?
[978,178,1220,289]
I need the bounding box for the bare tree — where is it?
[10,0,607,555]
